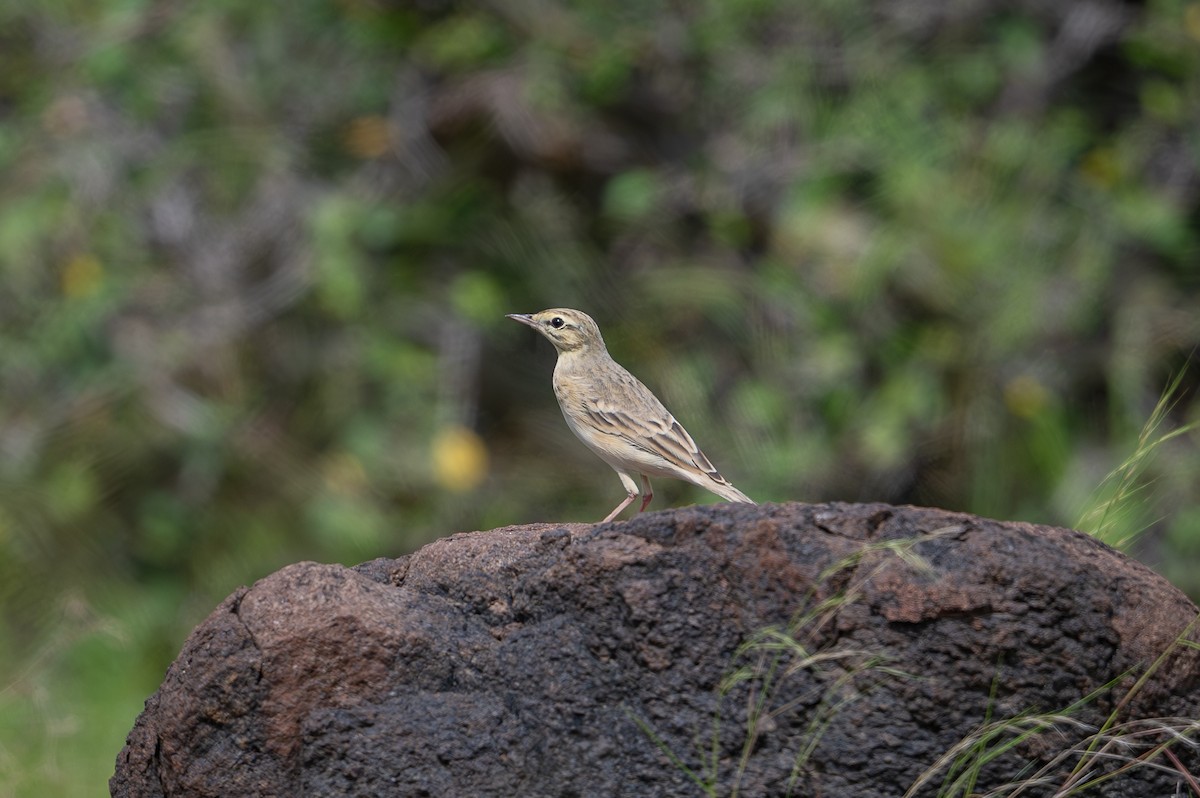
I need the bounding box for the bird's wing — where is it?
[585,398,723,482]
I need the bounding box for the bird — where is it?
[506,308,755,522]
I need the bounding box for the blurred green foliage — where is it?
[1,0,1199,794]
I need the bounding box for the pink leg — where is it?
[637,475,653,513]
[603,493,636,523]
[603,471,642,523]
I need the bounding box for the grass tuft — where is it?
[910,614,1200,797]
[1077,366,1199,549]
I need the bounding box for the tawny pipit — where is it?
[507,308,755,522]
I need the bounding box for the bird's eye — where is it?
[550,317,565,329]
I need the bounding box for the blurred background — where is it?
[1,0,1199,794]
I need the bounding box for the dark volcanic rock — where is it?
[111,502,1200,797]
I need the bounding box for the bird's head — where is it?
[506,308,605,355]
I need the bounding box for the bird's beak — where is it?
[506,313,538,329]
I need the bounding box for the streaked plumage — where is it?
[507,308,755,522]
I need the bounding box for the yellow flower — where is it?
[432,425,489,492]
[343,115,392,159]
[61,253,104,299]
[1004,375,1050,419]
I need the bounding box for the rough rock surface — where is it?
[112,502,1200,797]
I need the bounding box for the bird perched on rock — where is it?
[507,308,755,522]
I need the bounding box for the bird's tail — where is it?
[708,478,756,505]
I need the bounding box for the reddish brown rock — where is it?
[111,503,1200,797]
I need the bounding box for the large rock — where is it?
[112,502,1200,796]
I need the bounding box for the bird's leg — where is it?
[603,471,641,523]
[602,494,636,523]
[638,475,654,513]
